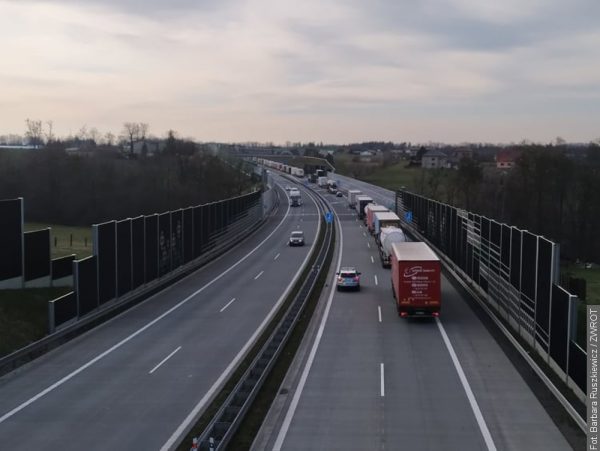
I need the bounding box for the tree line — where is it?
[0,136,256,226]
[415,144,600,263]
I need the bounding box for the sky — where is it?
[1,0,599,144]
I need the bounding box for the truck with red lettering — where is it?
[391,242,441,317]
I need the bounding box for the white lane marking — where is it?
[161,183,322,451]
[436,318,497,451]
[378,306,382,323]
[219,298,236,313]
[149,346,182,374]
[273,211,344,451]
[374,275,379,286]
[359,225,363,229]
[0,193,295,426]
[274,253,280,261]
[371,255,374,264]
[363,232,366,237]
[254,270,264,280]
[380,363,385,397]
[367,242,371,248]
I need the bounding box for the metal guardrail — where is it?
[191,188,334,450]
[0,191,281,378]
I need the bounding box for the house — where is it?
[421,150,449,169]
[495,149,521,169]
[132,139,167,156]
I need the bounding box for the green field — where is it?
[25,223,92,259]
[561,263,600,305]
[0,287,71,357]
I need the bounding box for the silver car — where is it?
[336,267,361,291]
[289,231,305,246]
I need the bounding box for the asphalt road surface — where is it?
[0,178,318,451]
[268,177,572,451]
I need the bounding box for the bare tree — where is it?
[25,118,43,148]
[44,120,55,143]
[77,125,88,141]
[122,122,140,156]
[139,123,148,142]
[88,127,100,145]
[103,131,116,146]
[121,122,149,156]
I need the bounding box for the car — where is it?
[285,185,292,191]
[289,230,305,246]
[336,267,361,291]
[336,191,343,197]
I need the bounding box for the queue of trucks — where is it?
[347,190,441,317]
[257,156,442,317]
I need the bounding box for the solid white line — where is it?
[0,192,294,426]
[380,363,385,397]
[374,275,378,286]
[273,211,344,451]
[436,318,497,451]
[161,182,322,451]
[371,255,374,264]
[149,346,182,374]
[254,270,264,280]
[378,306,382,323]
[219,298,236,313]
[274,253,280,261]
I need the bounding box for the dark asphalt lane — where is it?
[272,181,571,451]
[0,180,319,451]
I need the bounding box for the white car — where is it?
[336,267,361,291]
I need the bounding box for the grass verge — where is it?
[25,222,92,259]
[0,287,72,358]
[176,216,329,450]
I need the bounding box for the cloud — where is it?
[0,0,598,143]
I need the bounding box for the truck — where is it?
[347,190,362,209]
[355,195,373,220]
[318,176,328,188]
[379,226,406,267]
[373,211,401,242]
[289,189,302,207]
[327,179,338,194]
[365,204,389,231]
[291,167,304,178]
[391,242,441,317]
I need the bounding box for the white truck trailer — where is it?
[347,190,362,209]
[379,226,406,267]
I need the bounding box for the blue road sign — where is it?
[404,211,413,223]
[325,211,334,224]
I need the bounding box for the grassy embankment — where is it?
[0,287,71,358]
[0,223,90,358]
[25,223,92,259]
[564,263,600,347]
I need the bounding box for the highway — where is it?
[0,178,318,450]
[265,177,573,450]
